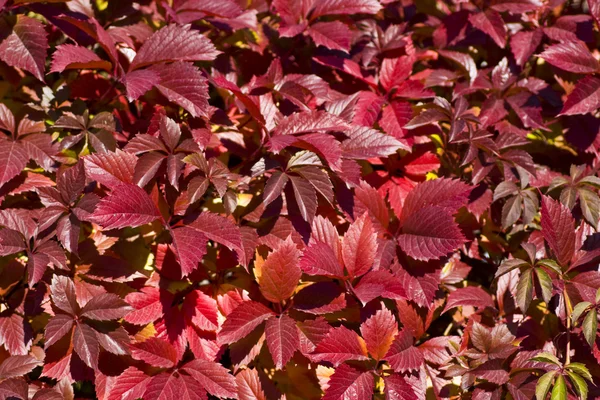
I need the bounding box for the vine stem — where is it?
[563,286,573,365]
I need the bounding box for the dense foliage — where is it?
[2,0,600,399]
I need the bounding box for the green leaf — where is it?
[572,302,592,325]
[565,363,593,381]
[535,267,553,304]
[531,352,562,366]
[548,177,569,192]
[580,175,600,188]
[551,375,567,400]
[578,188,600,230]
[516,269,534,313]
[536,259,563,275]
[582,308,597,348]
[502,195,523,229]
[495,258,529,279]
[566,371,588,400]
[536,370,557,400]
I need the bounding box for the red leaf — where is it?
[264,314,300,369]
[312,326,369,366]
[187,212,245,264]
[353,270,407,304]
[0,139,28,186]
[83,149,137,189]
[442,286,495,314]
[0,378,28,400]
[308,21,351,52]
[469,10,506,48]
[0,15,48,81]
[273,110,348,137]
[130,24,219,70]
[107,367,151,400]
[360,308,398,360]
[44,314,74,349]
[149,61,210,118]
[384,374,418,400]
[322,364,374,400]
[257,237,301,303]
[123,69,161,101]
[341,126,404,159]
[384,329,424,372]
[559,76,600,116]
[73,322,99,370]
[0,355,41,379]
[538,40,599,73]
[300,241,344,277]
[510,28,543,66]
[401,178,471,221]
[181,359,238,398]
[183,289,219,331]
[342,213,377,278]
[50,275,80,316]
[541,196,576,266]
[398,206,466,261]
[311,0,382,19]
[236,368,266,400]
[80,293,132,321]
[124,287,164,325]
[380,56,414,92]
[130,337,177,368]
[90,184,162,229]
[50,44,111,73]
[171,226,208,276]
[218,301,275,345]
[288,175,317,223]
